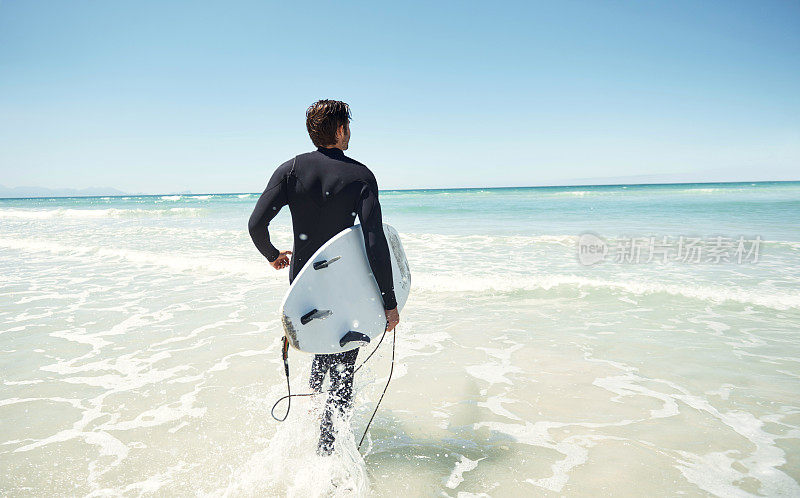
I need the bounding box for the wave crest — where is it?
[0,208,204,219]
[412,273,800,310]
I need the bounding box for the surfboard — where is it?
[280,224,410,354]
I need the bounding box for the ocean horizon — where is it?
[2,179,799,200]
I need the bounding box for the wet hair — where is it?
[305,100,351,147]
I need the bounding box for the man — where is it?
[248,99,400,456]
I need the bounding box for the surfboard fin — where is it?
[339,331,371,348]
[312,256,342,270]
[300,308,332,325]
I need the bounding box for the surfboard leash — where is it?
[270,325,393,428]
[271,336,293,422]
[357,326,395,450]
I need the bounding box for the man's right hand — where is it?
[385,307,399,332]
[270,250,292,270]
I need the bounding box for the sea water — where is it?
[1,182,798,496]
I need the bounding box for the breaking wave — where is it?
[0,207,204,219]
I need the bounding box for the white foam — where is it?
[588,361,800,496]
[478,395,522,421]
[403,232,578,248]
[0,396,83,409]
[471,348,800,494]
[0,207,202,219]
[0,237,272,280]
[104,390,206,431]
[124,461,195,494]
[410,273,800,310]
[446,455,484,489]
[168,421,190,433]
[207,348,270,372]
[212,393,368,497]
[15,427,129,473]
[558,190,590,197]
[3,379,43,385]
[476,420,594,492]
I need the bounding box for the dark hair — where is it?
[306,100,351,147]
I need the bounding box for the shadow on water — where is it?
[356,395,527,495]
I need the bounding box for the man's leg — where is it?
[309,354,332,393]
[317,348,359,455]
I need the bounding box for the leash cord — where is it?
[271,366,292,421]
[358,327,395,450]
[270,325,391,422]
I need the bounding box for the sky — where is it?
[0,0,798,193]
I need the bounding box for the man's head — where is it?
[306,99,351,150]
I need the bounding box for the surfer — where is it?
[248,99,400,455]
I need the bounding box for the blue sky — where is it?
[0,0,798,193]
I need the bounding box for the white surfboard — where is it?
[280,224,410,354]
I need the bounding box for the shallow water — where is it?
[1,182,799,496]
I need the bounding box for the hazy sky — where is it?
[1,0,798,193]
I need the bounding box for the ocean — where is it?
[1,181,799,496]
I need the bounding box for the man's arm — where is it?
[357,179,398,311]
[248,162,290,262]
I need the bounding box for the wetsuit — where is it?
[248,146,396,454]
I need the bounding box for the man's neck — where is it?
[318,145,345,153]
[317,146,346,160]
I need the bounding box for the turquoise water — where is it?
[1,181,799,495]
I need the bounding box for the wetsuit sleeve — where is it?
[248,162,290,262]
[357,179,397,310]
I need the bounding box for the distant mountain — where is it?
[0,184,129,198]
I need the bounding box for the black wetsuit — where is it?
[248,146,396,454]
